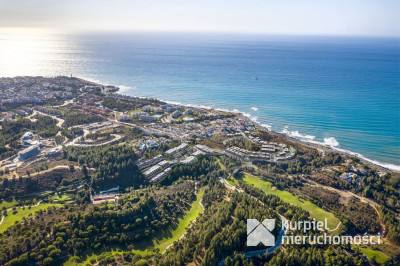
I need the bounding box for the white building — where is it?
[165,143,189,158]
[181,156,196,165]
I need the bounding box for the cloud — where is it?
[0,0,398,36]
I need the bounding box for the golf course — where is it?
[243,173,341,230]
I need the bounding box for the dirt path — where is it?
[301,177,386,236]
[21,165,81,178]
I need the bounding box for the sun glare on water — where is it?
[0,28,72,77]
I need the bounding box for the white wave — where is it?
[118,85,136,92]
[240,111,259,123]
[331,146,400,172]
[261,123,272,130]
[251,107,258,111]
[77,76,136,94]
[163,99,183,105]
[79,77,399,172]
[284,132,400,171]
[149,97,215,110]
[281,128,316,141]
[77,76,105,85]
[323,137,339,147]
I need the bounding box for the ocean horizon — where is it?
[1,30,399,170]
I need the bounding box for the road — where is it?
[116,119,173,137]
[27,109,122,148]
[67,132,122,147]
[65,129,90,146]
[52,99,74,108]
[28,110,65,127]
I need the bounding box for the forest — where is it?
[0,127,399,265]
[0,185,197,265]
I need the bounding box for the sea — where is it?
[0,30,399,170]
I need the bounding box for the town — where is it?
[0,76,297,186]
[0,76,398,266]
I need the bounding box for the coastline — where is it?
[233,113,395,173]
[104,83,398,173]
[64,75,398,173]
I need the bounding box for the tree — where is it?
[43,257,54,265]
[135,259,149,266]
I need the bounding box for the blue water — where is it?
[0,31,399,169]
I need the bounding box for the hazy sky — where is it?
[0,0,399,36]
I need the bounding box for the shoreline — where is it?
[113,95,398,174]
[74,76,399,173]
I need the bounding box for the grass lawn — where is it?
[243,174,340,230]
[216,158,226,171]
[0,192,53,210]
[225,177,238,186]
[359,247,390,264]
[0,198,19,209]
[128,109,142,115]
[48,193,71,203]
[0,203,61,233]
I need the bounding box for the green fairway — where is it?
[0,203,61,233]
[64,189,205,265]
[216,158,226,171]
[0,198,19,209]
[359,247,390,264]
[243,174,340,230]
[225,177,238,186]
[48,193,71,203]
[152,188,205,252]
[0,192,56,211]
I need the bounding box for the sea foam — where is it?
[114,88,399,172]
[281,127,316,141]
[323,137,339,147]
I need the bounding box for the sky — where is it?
[0,0,399,36]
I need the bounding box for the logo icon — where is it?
[247,219,275,246]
